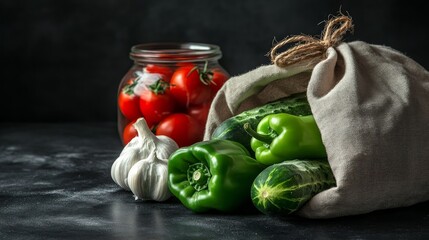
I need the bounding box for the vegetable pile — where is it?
[118,63,229,147]
[111,93,336,216]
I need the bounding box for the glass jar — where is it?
[117,42,230,147]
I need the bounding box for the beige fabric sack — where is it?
[204,17,429,218]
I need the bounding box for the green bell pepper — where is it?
[244,113,327,165]
[167,139,266,213]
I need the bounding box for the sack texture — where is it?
[204,41,429,218]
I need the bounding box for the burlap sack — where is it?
[204,16,429,218]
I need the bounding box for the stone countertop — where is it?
[1,123,428,240]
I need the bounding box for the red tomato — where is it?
[170,65,212,107]
[187,103,211,126]
[144,64,173,81]
[155,113,203,147]
[122,121,138,145]
[209,69,229,94]
[118,81,142,121]
[139,85,176,125]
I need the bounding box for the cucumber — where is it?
[251,160,336,215]
[211,92,312,154]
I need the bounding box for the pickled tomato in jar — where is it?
[117,43,230,147]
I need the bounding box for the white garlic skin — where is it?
[153,135,179,160]
[128,155,171,202]
[111,138,143,191]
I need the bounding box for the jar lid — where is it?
[130,42,222,64]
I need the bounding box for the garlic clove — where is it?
[154,135,179,160]
[111,147,140,191]
[127,153,171,202]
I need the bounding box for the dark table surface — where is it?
[1,122,428,240]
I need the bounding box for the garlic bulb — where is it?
[128,152,171,201]
[111,118,178,191]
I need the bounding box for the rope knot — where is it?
[269,15,353,68]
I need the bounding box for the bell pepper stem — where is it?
[243,123,274,145]
[187,163,211,191]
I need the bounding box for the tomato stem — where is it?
[187,62,214,86]
[122,79,139,95]
[149,79,170,95]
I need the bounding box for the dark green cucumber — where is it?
[211,92,312,154]
[251,160,336,215]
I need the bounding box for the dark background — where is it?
[1,0,428,122]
